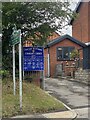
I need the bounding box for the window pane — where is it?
[63,47,69,59]
[70,47,75,53]
[69,47,75,58]
[57,47,75,60]
[57,47,62,60]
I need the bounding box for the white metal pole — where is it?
[23,48,24,80]
[13,45,16,95]
[23,70,24,80]
[19,30,22,111]
[43,48,45,90]
[42,70,45,90]
[47,53,50,77]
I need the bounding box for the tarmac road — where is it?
[45,78,90,119]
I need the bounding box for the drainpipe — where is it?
[47,45,50,77]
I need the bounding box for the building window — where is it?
[57,47,75,60]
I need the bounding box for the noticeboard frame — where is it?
[23,46,44,71]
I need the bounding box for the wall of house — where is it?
[88,2,90,43]
[44,39,83,77]
[47,32,60,42]
[23,32,60,47]
[72,2,90,43]
[23,40,32,47]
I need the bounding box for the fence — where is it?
[78,59,83,68]
[61,59,83,77]
[23,71,43,87]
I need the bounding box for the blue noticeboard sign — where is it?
[23,47,44,71]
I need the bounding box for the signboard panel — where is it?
[23,47,44,71]
[10,30,20,46]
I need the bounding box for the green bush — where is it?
[0,70,10,78]
[70,49,79,60]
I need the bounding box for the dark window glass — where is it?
[57,47,75,60]
[63,47,69,59]
[57,47,62,60]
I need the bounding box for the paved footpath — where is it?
[45,78,90,119]
[12,110,76,119]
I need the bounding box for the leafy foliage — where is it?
[2,2,76,72]
[2,2,75,43]
[0,70,10,78]
[70,49,79,60]
[0,3,2,34]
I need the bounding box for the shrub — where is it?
[0,70,10,78]
[70,49,79,60]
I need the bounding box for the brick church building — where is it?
[44,1,90,78]
[70,1,90,70]
[70,1,90,83]
[70,1,90,45]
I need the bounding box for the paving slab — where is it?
[12,110,77,119]
[42,110,77,119]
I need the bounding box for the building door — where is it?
[83,45,90,69]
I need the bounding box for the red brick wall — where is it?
[72,2,90,43]
[47,32,60,42]
[23,32,60,47]
[23,40,32,47]
[44,39,83,77]
[88,2,90,42]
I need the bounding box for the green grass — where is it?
[2,78,66,118]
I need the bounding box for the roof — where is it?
[44,34,86,48]
[69,1,83,25]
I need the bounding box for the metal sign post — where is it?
[11,29,20,96]
[10,28,22,110]
[40,70,45,90]
[47,53,50,77]
[13,45,16,95]
[42,70,45,90]
[19,29,22,111]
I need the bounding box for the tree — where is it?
[2,2,76,72]
[2,2,76,43]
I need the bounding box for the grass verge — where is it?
[2,78,66,118]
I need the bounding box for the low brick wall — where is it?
[64,66,76,77]
[75,69,90,85]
